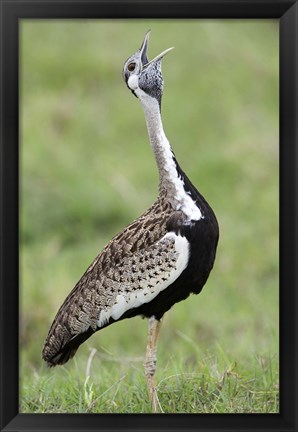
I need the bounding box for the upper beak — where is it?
[139,30,174,68]
[139,29,151,66]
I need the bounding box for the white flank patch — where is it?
[97,232,190,327]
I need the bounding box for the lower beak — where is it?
[145,46,175,66]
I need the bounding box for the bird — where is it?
[42,30,219,413]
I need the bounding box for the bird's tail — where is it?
[42,292,97,367]
[42,323,94,367]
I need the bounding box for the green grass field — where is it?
[20,20,279,413]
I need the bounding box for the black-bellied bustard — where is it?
[42,30,219,413]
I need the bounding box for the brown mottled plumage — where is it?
[42,190,186,366]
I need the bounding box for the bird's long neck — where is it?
[138,93,203,221]
[139,94,179,193]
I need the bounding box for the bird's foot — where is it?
[144,317,164,413]
[146,371,163,413]
[149,384,163,413]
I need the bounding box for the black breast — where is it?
[121,165,219,321]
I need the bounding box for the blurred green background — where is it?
[20,20,279,413]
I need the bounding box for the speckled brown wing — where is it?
[42,202,186,366]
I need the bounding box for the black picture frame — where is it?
[1,1,297,431]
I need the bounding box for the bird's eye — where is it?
[128,62,136,72]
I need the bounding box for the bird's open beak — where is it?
[139,30,174,68]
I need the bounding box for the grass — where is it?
[21,347,278,414]
[20,20,279,413]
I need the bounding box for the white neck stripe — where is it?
[130,81,203,221]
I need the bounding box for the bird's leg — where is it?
[144,316,163,413]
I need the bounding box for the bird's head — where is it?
[123,30,174,107]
